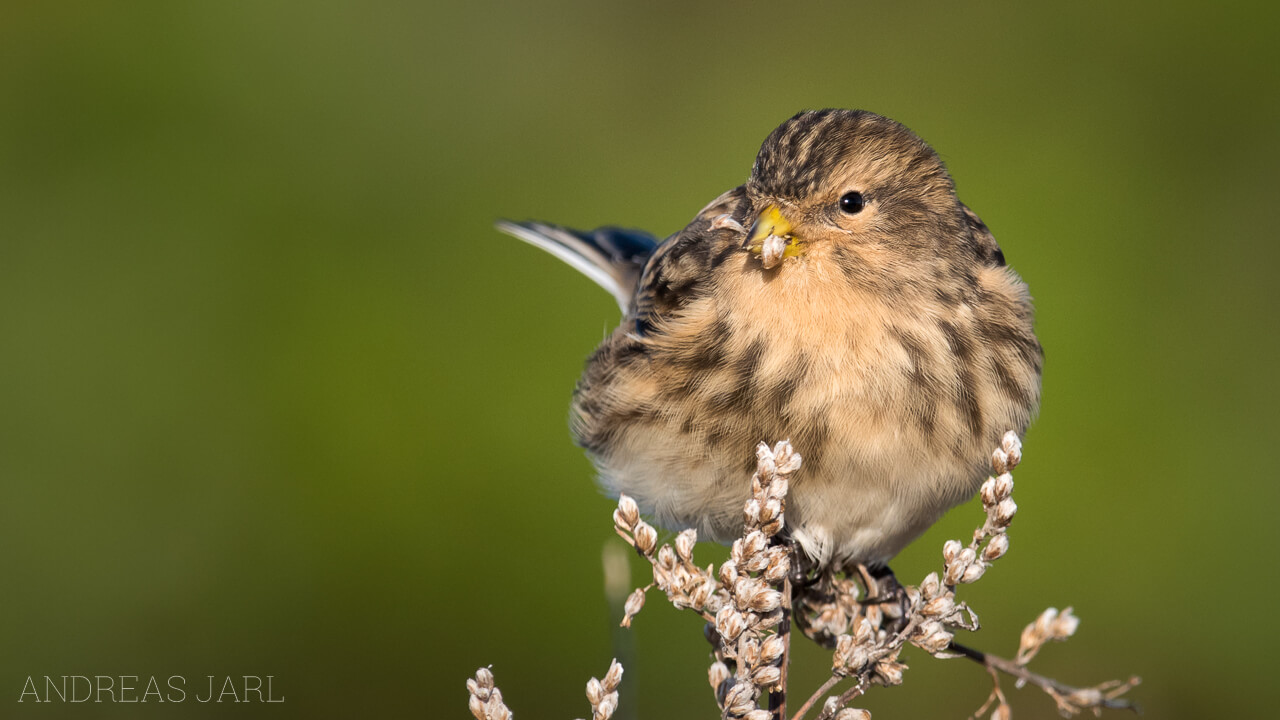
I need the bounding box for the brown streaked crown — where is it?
[749,109,953,202]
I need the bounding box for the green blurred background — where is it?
[2,2,1276,718]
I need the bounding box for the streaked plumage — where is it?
[500,109,1042,570]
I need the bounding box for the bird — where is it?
[498,109,1042,576]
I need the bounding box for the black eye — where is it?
[839,192,866,214]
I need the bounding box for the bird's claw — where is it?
[858,564,912,634]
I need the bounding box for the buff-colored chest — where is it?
[577,248,1037,566]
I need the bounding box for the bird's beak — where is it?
[744,204,794,250]
[743,204,804,268]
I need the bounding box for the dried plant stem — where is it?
[812,614,923,720]
[948,641,1141,715]
[467,432,1140,720]
[767,575,792,720]
[611,525,717,624]
[791,675,842,720]
[827,683,868,717]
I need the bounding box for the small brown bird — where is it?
[499,109,1041,574]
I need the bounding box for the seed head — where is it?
[633,521,657,555]
[614,495,639,531]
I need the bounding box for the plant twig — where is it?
[768,574,792,720]
[466,431,1142,720]
[949,641,1142,715]
[821,682,867,720]
[791,675,842,720]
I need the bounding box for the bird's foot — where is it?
[856,563,912,635]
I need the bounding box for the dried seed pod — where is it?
[759,233,787,269]
[1019,607,1059,659]
[710,213,745,232]
[992,473,1014,501]
[675,529,697,562]
[755,443,777,478]
[980,476,999,506]
[919,571,941,599]
[1064,687,1105,707]
[852,615,874,645]
[602,660,623,691]
[945,547,977,585]
[742,530,767,558]
[959,560,987,584]
[719,560,739,586]
[621,588,645,627]
[759,635,785,665]
[983,532,1010,562]
[1005,443,1022,468]
[748,587,782,613]
[943,539,963,564]
[723,682,758,716]
[657,545,678,572]
[1051,607,1080,639]
[633,521,657,555]
[993,497,1018,526]
[733,577,761,606]
[833,634,856,671]
[914,622,954,654]
[716,606,746,642]
[594,692,618,720]
[1001,431,1022,462]
[763,553,790,583]
[773,441,801,474]
[992,447,1009,475]
[742,552,769,573]
[922,594,956,618]
[708,661,730,690]
[690,579,714,609]
[753,665,781,689]
[614,495,639,531]
[873,660,905,686]
[761,518,784,537]
[487,689,509,720]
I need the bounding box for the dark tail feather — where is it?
[495,220,659,311]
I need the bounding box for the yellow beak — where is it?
[744,204,794,250]
[743,205,805,268]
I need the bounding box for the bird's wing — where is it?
[631,186,750,334]
[495,221,660,312]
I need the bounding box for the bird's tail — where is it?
[495,220,660,312]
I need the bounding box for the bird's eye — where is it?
[839,192,866,215]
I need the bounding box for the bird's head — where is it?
[743,109,971,276]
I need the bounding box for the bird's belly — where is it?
[589,405,985,568]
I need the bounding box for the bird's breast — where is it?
[572,248,1039,566]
